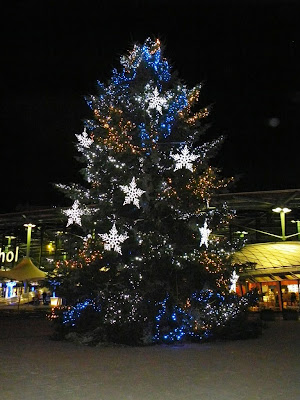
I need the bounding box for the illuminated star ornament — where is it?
[146,87,168,115]
[199,220,211,248]
[99,223,128,254]
[63,200,89,227]
[171,145,200,172]
[120,177,145,208]
[229,270,239,292]
[76,127,93,148]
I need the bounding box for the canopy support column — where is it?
[276,281,283,311]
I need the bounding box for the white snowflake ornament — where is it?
[99,223,128,254]
[199,220,211,248]
[171,145,199,172]
[63,200,89,227]
[76,127,93,148]
[146,87,167,115]
[120,177,145,208]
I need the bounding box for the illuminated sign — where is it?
[0,247,19,263]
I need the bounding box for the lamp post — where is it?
[23,223,36,257]
[5,235,16,248]
[291,220,300,240]
[5,235,16,258]
[4,235,17,269]
[235,230,248,238]
[272,207,291,241]
[242,207,298,241]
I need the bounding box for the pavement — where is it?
[0,314,300,400]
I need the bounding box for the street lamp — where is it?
[272,207,291,241]
[235,230,248,238]
[240,207,298,241]
[5,235,16,246]
[23,223,36,257]
[5,235,16,255]
[291,220,300,240]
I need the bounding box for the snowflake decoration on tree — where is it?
[99,223,128,254]
[229,270,239,292]
[76,127,93,148]
[199,220,211,248]
[63,200,89,227]
[120,177,145,208]
[146,87,168,115]
[171,145,200,172]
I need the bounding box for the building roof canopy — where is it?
[233,241,300,270]
[0,257,46,281]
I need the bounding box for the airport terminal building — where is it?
[1,189,300,310]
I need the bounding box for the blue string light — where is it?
[151,290,254,344]
[62,299,101,327]
[83,38,208,152]
[159,92,188,138]
[152,296,194,344]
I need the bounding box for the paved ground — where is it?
[0,315,300,400]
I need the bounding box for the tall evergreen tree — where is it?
[54,38,246,344]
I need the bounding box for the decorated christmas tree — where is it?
[53,38,254,345]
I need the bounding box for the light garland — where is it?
[62,299,101,327]
[55,37,243,346]
[187,166,234,205]
[93,107,140,154]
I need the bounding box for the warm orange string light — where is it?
[177,87,207,125]
[187,166,233,204]
[93,107,141,154]
[199,251,230,275]
[150,38,161,54]
[78,237,104,266]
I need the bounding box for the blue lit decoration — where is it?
[55,38,249,346]
[153,296,194,344]
[138,123,149,148]
[84,38,193,149]
[152,290,254,344]
[58,289,255,344]
[92,38,171,103]
[138,123,159,149]
[62,299,101,328]
[159,91,188,138]
[84,119,99,132]
[6,281,16,298]
[47,278,61,293]
[119,38,171,87]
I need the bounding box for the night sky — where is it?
[2,0,300,214]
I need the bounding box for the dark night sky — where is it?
[1,0,300,213]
